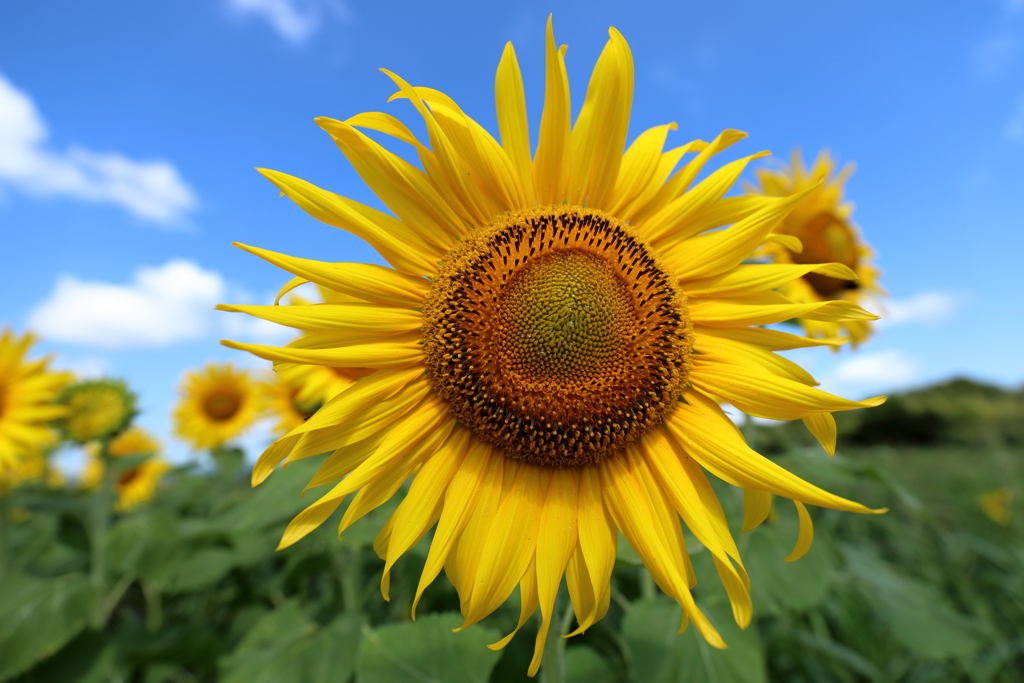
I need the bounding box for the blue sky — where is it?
[2,0,1023,464]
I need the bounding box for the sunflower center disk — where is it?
[423,206,692,467]
[204,392,241,421]
[793,212,860,298]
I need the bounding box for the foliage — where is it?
[0,379,1022,681]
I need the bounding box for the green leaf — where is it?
[106,510,178,581]
[843,545,991,660]
[220,601,362,683]
[0,573,96,681]
[357,612,501,683]
[162,547,236,592]
[564,646,616,683]
[622,597,766,683]
[741,515,835,616]
[9,629,115,683]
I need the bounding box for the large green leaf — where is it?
[219,600,362,683]
[623,597,766,683]
[564,646,616,683]
[741,515,835,616]
[842,545,991,660]
[0,573,96,681]
[357,612,501,683]
[106,510,178,581]
[162,546,236,592]
[10,629,114,683]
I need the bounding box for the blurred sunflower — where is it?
[748,149,883,346]
[83,427,170,511]
[57,379,136,444]
[173,362,261,449]
[0,451,61,494]
[249,288,377,435]
[221,19,885,674]
[0,327,71,476]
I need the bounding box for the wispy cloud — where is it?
[881,291,959,326]
[226,0,353,44]
[27,259,294,350]
[831,350,918,387]
[0,73,196,225]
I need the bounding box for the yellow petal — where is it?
[276,395,449,550]
[606,123,677,215]
[785,501,814,562]
[414,442,500,617]
[667,390,885,514]
[566,27,633,209]
[533,15,571,205]
[688,297,879,328]
[257,168,442,275]
[488,559,539,650]
[302,432,388,491]
[574,467,617,632]
[316,117,471,242]
[693,332,818,387]
[216,303,421,335]
[221,338,423,371]
[666,190,811,282]
[802,413,837,457]
[600,454,726,648]
[684,263,858,299]
[741,489,773,533]
[495,42,535,206]
[527,469,580,675]
[380,427,472,597]
[233,243,430,308]
[690,355,884,421]
[645,152,770,245]
[695,326,848,351]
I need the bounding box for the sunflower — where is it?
[0,328,71,477]
[220,19,885,675]
[748,149,883,346]
[0,451,54,494]
[57,379,136,444]
[82,427,170,511]
[173,362,261,449]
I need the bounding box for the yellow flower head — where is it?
[0,327,71,478]
[57,379,136,444]
[978,488,1013,525]
[220,19,886,675]
[82,426,170,511]
[748,149,884,346]
[173,362,261,449]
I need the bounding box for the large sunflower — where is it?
[0,328,71,478]
[82,427,170,511]
[173,362,261,449]
[748,149,883,346]
[221,20,885,674]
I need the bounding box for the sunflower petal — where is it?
[496,42,535,206]
[742,489,773,533]
[216,303,421,335]
[221,339,423,370]
[802,413,838,457]
[684,263,859,299]
[534,15,571,205]
[688,298,878,328]
[232,243,429,308]
[785,501,814,562]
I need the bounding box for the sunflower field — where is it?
[2,12,1023,683]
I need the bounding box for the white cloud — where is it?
[832,350,918,387]
[0,73,196,224]
[881,291,958,326]
[28,260,225,348]
[226,0,353,44]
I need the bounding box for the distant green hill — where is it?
[754,377,1024,452]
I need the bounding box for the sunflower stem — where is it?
[90,440,113,629]
[340,547,361,616]
[540,589,575,683]
[640,567,656,600]
[0,492,9,581]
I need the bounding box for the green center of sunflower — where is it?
[205,391,242,421]
[793,212,860,298]
[422,206,691,467]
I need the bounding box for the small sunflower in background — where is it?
[0,327,72,478]
[173,362,261,449]
[978,488,1013,525]
[220,19,886,674]
[0,451,62,494]
[82,427,170,512]
[56,379,136,445]
[238,287,377,435]
[748,149,883,347]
